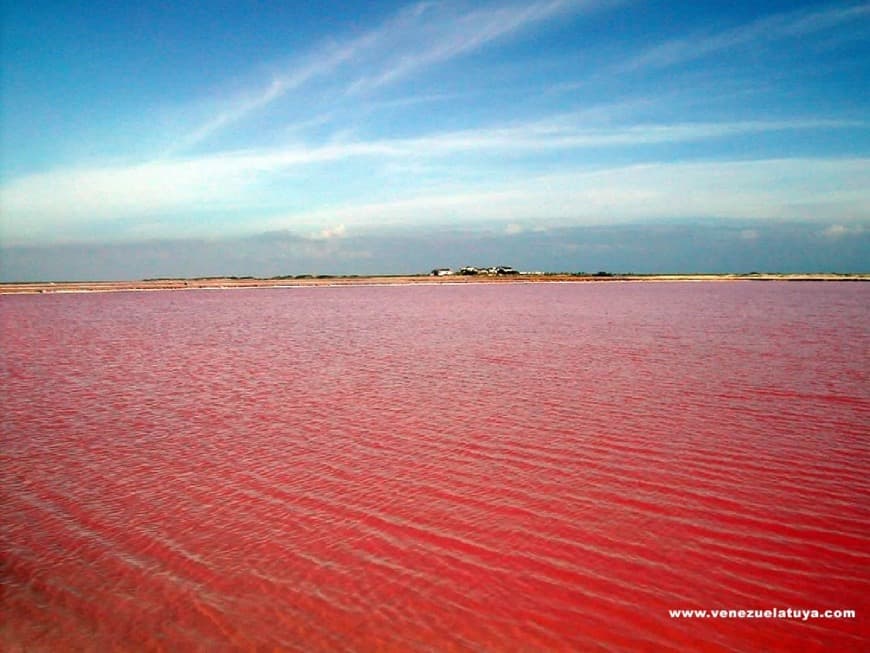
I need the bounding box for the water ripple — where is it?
[2,282,868,651]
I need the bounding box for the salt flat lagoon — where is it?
[2,282,867,651]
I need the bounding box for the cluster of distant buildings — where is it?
[430,266,520,276]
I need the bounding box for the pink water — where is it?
[2,282,868,651]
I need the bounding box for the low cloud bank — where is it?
[2,220,867,282]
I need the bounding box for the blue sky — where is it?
[1,1,868,277]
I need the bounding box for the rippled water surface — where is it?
[2,282,868,651]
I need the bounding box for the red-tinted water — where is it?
[2,282,868,651]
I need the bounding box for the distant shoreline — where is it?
[1,273,867,295]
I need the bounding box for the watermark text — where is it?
[669,608,856,621]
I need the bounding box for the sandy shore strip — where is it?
[1,273,867,295]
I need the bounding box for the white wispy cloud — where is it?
[619,2,870,72]
[172,0,610,151]
[5,117,860,240]
[258,158,870,230]
[6,154,865,244]
[400,117,863,152]
[313,224,347,240]
[345,0,595,94]
[821,223,866,238]
[169,31,382,153]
